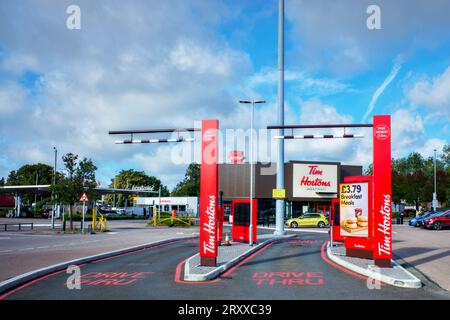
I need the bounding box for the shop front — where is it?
[219,161,362,222]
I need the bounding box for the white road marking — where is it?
[258,226,329,234]
[0,250,12,253]
[37,246,50,249]
[53,244,64,247]
[176,232,184,235]
[19,247,34,251]
[0,237,11,240]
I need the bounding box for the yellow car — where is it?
[285,213,329,228]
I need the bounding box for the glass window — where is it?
[234,203,250,227]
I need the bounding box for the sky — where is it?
[0,0,449,190]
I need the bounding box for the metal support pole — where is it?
[158,187,161,220]
[82,201,85,233]
[250,101,255,246]
[52,147,57,229]
[433,149,437,211]
[275,0,285,236]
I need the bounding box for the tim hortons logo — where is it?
[377,194,392,256]
[308,165,323,175]
[300,166,331,187]
[374,125,390,140]
[202,195,216,255]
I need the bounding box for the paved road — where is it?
[2,232,448,300]
[392,224,450,291]
[0,220,198,282]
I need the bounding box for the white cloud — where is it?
[245,68,352,97]
[0,1,253,187]
[406,66,450,120]
[285,0,450,76]
[417,139,447,159]
[362,58,402,123]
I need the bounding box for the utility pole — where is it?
[275,0,285,236]
[240,99,266,246]
[52,147,57,229]
[433,149,437,211]
[34,172,39,209]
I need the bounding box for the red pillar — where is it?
[372,115,392,267]
[199,120,219,266]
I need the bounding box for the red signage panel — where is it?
[199,120,219,266]
[372,115,392,267]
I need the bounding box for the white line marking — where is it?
[0,250,12,253]
[258,226,329,234]
[19,248,34,251]
[37,246,50,249]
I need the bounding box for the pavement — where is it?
[0,218,199,282]
[392,223,450,291]
[327,243,421,288]
[1,230,449,300]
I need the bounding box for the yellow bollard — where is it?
[92,207,97,230]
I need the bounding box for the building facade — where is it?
[135,196,199,216]
[219,161,362,220]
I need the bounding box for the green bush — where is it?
[148,217,193,227]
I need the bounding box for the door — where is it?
[444,212,450,227]
[299,214,312,227]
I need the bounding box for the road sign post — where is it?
[79,192,89,233]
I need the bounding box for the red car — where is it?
[422,210,450,230]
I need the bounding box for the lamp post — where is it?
[52,147,57,229]
[239,99,266,246]
[275,0,285,236]
[433,149,437,211]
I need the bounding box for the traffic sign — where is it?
[79,192,89,203]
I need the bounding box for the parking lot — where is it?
[393,224,450,291]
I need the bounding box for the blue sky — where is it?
[0,0,449,189]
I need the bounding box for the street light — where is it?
[52,147,57,229]
[239,99,266,246]
[433,149,437,211]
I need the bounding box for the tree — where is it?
[6,163,54,186]
[172,163,200,197]
[361,144,450,209]
[50,153,98,230]
[441,144,450,167]
[0,177,4,186]
[104,170,169,207]
[5,163,55,206]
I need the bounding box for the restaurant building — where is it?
[219,161,362,220]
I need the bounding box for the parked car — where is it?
[408,211,436,227]
[422,210,450,230]
[285,213,329,228]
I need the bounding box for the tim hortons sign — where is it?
[199,120,219,266]
[292,163,338,198]
[372,115,392,267]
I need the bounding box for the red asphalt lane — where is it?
[0,237,384,299]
